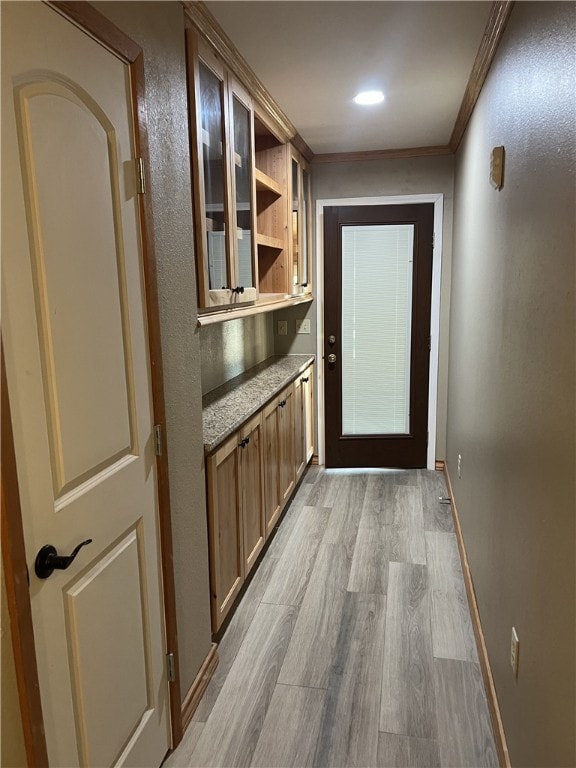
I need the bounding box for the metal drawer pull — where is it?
[301,377,309,383]
[278,400,286,408]
[238,437,250,448]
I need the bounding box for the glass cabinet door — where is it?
[197,59,231,293]
[230,85,256,294]
[291,157,300,293]
[301,166,311,291]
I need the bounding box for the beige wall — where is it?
[311,155,455,459]
[446,3,575,765]
[200,314,274,394]
[1,556,27,768]
[93,2,212,700]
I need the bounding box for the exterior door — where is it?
[2,4,170,766]
[324,204,434,468]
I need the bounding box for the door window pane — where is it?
[341,224,414,435]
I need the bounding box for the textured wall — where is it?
[93,2,212,700]
[200,314,274,394]
[446,3,575,765]
[311,155,455,459]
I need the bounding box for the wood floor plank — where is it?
[358,474,397,529]
[377,733,440,767]
[277,539,350,689]
[262,506,330,607]
[314,592,387,768]
[321,474,367,548]
[163,723,205,767]
[377,733,410,766]
[380,562,437,739]
[426,532,478,661]
[407,736,441,767]
[250,685,325,767]
[305,469,345,507]
[347,526,388,594]
[434,658,498,767]
[386,486,427,565]
[425,531,463,593]
[418,469,453,532]
[189,603,296,767]
[430,586,478,662]
[193,551,279,722]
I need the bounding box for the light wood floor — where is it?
[166,467,498,768]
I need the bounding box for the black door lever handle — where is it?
[35,539,93,579]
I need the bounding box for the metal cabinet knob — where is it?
[327,353,337,364]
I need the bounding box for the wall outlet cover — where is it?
[296,318,311,334]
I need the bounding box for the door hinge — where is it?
[429,335,432,351]
[432,232,435,249]
[166,652,176,683]
[136,157,146,195]
[154,424,163,456]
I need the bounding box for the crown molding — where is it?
[312,145,453,165]
[450,1,515,152]
[183,0,513,165]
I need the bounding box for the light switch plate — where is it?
[277,320,288,336]
[296,318,311,334]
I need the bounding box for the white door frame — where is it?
[315,193,444,471]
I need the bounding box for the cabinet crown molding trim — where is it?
[182,0,313,161]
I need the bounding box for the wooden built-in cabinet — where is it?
[185,22,313,321]
[186,30,258,310]
[206,413,265,632]
[205,367,314,631]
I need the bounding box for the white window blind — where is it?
[341,224,414,435]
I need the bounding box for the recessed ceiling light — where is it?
[353,90,385,106]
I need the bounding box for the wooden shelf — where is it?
[255,168,282,196]
[256,232,284,250]
[197,293,313,326]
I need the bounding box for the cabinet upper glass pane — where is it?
[302,168,310,287]
[199,61,228,290]
[291,158,299,290]
[232,95,254,290]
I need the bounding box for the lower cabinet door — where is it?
[294,374,305,480]
[262,398,282,535]
[239,414,266,573]
[206,433,244,632]
[302,364,315,463]
[278,383,296,505]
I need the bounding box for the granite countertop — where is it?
[202,354,315,454]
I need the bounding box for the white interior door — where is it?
[2,4,170,766]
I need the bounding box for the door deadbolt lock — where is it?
[328,335,336,345]
[327,353,337,364]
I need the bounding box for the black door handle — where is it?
[35,539,93,579]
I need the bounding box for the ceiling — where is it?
[205,1,492,156]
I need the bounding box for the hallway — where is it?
[166,467,497,767]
